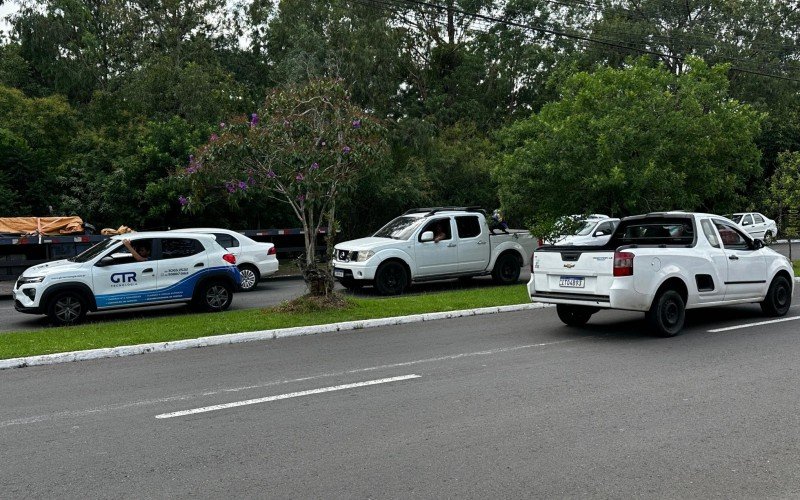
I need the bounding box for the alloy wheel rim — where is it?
[55,297,81,322]
[207,285,229,308]
[240,269,256,289]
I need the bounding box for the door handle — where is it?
[447,243,457,248]
[477,240,487,245]
[194,263,204,268]
[728,255,739,260]
[142,268,153,273]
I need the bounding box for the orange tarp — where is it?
[0,216,84,236]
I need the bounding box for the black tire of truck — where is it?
[192,280,234,312]
[761,275,792,317]
[556,304,594,327]
[645,289,686,337]
[374,261,408,296]
[46,290,88,326]
[491,253,521,285]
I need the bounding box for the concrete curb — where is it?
[0,303,550,370]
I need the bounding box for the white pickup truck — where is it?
[333,207,538,295]
[529,212,794,336]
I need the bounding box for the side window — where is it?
[419,218,452,242]
[160,238,204,260]
[455,216,481,239]
[103,238,153,265]
[701,219,720,248]
[753,214,765,224]
[713,221,750,250]
[741,214,753,226]
[595,221,614,236]
[212,233,235,249]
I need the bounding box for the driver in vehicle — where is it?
[122,239,151,262]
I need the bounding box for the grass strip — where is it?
[794,260,800,276]
[0,285,530,360]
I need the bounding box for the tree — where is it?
[768,151,800,258]
[493,58,764,234]
[182,79,386,294]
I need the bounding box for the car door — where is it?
[695,219,728,304]
[750,214,766,239]
[154,237,209,302]
[713,219,767,300]
[739,214,756,238]
[414,217,458,277]
[92,238,158,308]
[456,215,490,273]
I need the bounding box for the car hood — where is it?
[22,259,86,277]
[335,237,401,251]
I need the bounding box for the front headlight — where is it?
[356,250,375,262]
[19,276,45,284]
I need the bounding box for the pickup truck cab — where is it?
[529,212,794,336]
[14,232,241,325]
[333,207,537,295]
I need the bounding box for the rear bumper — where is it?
[254,258,279,277]
[528,277,651,311]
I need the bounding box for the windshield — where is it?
[373,216,426,240]
[574,221,596,236]
[69,239,120,263]
[730,214,743,224]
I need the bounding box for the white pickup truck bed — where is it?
[529,212,794,336]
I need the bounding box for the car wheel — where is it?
[492,254,521,285]
[194,280,233,312]
[556,304,594,326]
[764,231,775,245]
[238,264,260,292]
[645,289,685,337]
[374,262,408,296]
[47,291,88,326]
[761,275,791,317]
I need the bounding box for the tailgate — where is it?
[530,248,615,303]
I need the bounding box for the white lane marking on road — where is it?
[708,316,800,333]
[0,339,578,428]
[154,374,422,419]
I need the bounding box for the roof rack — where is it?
[403,206,486,216]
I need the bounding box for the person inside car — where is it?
[122,239,151,262]
[434,222,448,243]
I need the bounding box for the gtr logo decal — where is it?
[110,272,138,284]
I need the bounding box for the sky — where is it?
[0,2,15,39]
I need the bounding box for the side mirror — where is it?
[753,239,764,250]
[594,230,608,237]
[420,231,434,242]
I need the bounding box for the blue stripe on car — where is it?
[95,266,240,308]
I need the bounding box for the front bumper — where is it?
[332,260,379,281]
[13,286,43,314]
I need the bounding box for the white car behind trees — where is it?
[172,228,279,291]
[730,212,778,243]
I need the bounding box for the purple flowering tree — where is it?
[181,79,385,295]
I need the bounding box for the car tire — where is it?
[238,264,260,292]
[491,253,521,285]
[764,231,775,245]
[645,289,685,337]
[46,290,88,326]
[193,280,234,312]
[556,304,594,326]
[761,275,792,317]
[374,261,408,296]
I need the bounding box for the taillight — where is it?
[613,251,634,277]
[267,246,277,255]
[223,253,236,265]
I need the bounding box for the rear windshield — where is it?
[610,218,695,246]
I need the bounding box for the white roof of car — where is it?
[109,231,217,240]
[172,228,241,234]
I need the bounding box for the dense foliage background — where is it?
[1,0,798,237]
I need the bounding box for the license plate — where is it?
[334,270,344,278]
[559,276,585,288]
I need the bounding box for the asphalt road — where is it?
[0,271,532,332]
[2,303,800,498]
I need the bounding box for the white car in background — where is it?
[555,216,620,246]
[172,228,279,291]
[730,213,778,243]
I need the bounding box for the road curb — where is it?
[0,303,550,370]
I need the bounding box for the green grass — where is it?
[794,260,800,276]
[0,285,529,360]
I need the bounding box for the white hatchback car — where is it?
[172,228,279,291]
[730,213,778,243]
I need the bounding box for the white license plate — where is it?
[559,276,585,288]
[334,270,344,278]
